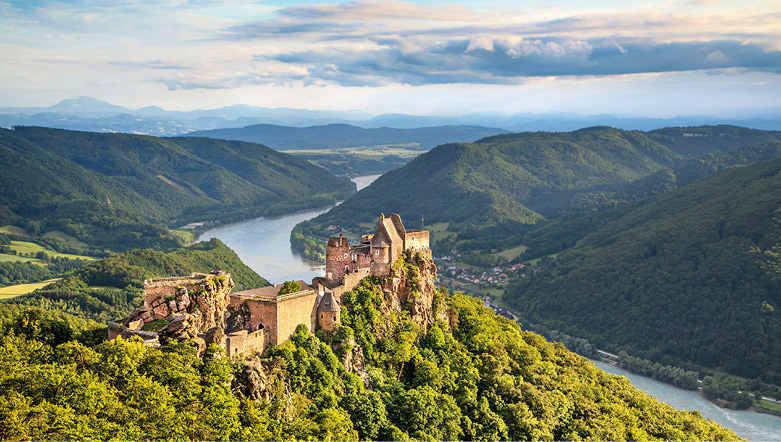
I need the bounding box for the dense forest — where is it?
[0,126,355,252]
[5,238,269,324]
[298,125,781,255]
[505,157,781,384]
[0,275,739,440]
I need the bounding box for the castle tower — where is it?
[317,291,340,331]
[325,233,350,285]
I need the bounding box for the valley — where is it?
[2,122,780,440]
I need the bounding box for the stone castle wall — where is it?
[230,297,278,341]
[331,268,371,302]
[405,230,430,252]
[326,236,351,284]
[226,329,266,358]
[275,291,318,345]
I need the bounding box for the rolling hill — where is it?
[504,156,781,383]
[0,126,355,251]
[298,125,781,253]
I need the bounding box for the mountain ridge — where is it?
[0,126,355,251]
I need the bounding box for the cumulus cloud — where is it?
[261,37,781,86]
[205,0,781,87]
[2,0,780,94]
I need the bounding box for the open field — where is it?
[0,254,45,264]
[0,279,60,299]
[425,222,451,247]
[9,241,96,261]
[0,225,28,235]
[42,230,89,248]
[492,244,528,260]
[283,143,423,157]
[758,399,781,412]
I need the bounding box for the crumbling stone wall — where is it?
[275,291,318,345]
[404,230,430,252]
[226,329,267,357]
[127,271,234,331]
[228,297,277,342]
[325,234,350,284]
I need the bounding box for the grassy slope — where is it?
[505,157,781,382]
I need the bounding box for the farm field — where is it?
[9,241,97,261]
[0,279,60,299]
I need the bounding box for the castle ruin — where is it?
[109,213,430,357]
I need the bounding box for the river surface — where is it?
[591,360,781,441]
[196,175,379,284]
[197,174,779,439]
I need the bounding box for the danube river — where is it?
[196,174,379,284]
[197,173,779,440]
[591,361,781,441]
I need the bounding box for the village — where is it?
[432,253,542,323]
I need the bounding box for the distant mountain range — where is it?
[183,124,507,150]
[2,96,780,136]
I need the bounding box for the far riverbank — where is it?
[196,175,379,284]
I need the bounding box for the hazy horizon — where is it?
[1,0,780,118]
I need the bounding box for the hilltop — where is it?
[0,126,354,252]
[299,125,781,255]
[505,156,781,384]
[0,249,740,440]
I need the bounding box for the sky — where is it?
[1,0,780,117]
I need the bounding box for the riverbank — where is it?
[592,359,781,441]
[196,175,380,284]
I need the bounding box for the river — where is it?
[591,360,781,441]
[197,173,780,440]
[196,174,379,284]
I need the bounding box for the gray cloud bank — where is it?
[260,38,780,86]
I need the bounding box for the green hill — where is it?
[6,238,269,323]
[505,157,781,383]
[0,277,739,440]
[0,126,355,251]
[299,126,781,254]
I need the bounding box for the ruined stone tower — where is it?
[317,291,340,331]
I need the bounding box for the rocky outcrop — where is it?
[336,336,370,388]
[112,271,235,353]
[381,251,448,328]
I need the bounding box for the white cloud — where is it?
[467,37,494,52]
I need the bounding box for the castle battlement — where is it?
[325,213,430,288]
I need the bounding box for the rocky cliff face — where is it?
[381,251,448,328]
[117,271,235,351]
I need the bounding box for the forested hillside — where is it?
[0,276,739,440]
[0,127,354,251]
[6,238,269,323]
[505,157,781,383]
[299,125,781,254]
